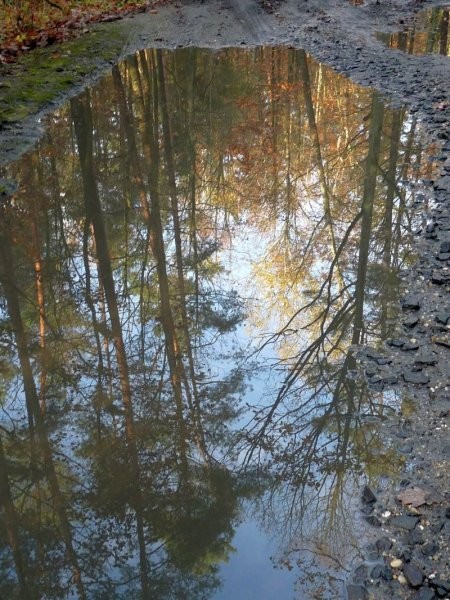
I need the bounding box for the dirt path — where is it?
[0,1,449,598]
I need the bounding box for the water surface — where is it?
[377,6,450,56]
[0,46,433,599]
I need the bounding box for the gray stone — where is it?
[411,589,436,600]
[364,515,381,527]
[404,316,419,328]
[421,541,438,556]
[415,354,437,366]
[431,271,448,285]
[403,371,430,384]
[436,311,450,325]
[387,338,405,347]
[436,252,450,261]
[346,584,368,600]
[389,515,420,530]
[403,563,424,588]
[375,537,392,555]
[370,564,392,580]
[403,341,420,351]
[440,241,450,253]
[402,295,421,310]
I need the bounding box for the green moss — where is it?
[0,24,127,125]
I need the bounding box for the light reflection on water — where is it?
[0,46,432,598]
[377,6,450,56]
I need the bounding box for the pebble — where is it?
[398,574,408,585]
[390,558,403,568]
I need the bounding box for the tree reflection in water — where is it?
[0,47,432,598]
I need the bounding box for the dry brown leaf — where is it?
[396,486,430,508]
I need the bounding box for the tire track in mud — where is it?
[226,0,276,44]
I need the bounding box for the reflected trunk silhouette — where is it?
[71,91,150,597]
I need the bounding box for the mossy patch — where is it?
[0,24,126,125]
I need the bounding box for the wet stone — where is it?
[430,580,450,597]
[404,315,419,328]
[387,338,405,348]
[414,354,437,366]
[364,515,382,527]
[403,563,424,588]
[403,341,420,351]
[375,537,393,555]
[402,295,421,310]
[403,371,430,384]
[346,584,369,600]
[382,374,398,385]
[353,564,369,582]
[436,310,450,325]
[361,484,377,504]
[376,357,392,365]
[370,564,393,580]
[420,541,438,556]
[432,271,450,285]
[412,589,437,600]
[389,515,420,530]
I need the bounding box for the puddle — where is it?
[0,46,434,599]
[377,6,450,56]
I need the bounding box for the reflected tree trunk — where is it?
[352,93,384,345]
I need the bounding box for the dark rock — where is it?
[403,315,419,328]
[402,295,421,310]
[403,371,430,384]
[436,310,450,325]
[346,584,368,600]
[414,354,437,366]
[389,515,420,530]
[431,580,450,598]
[411,589,436,600]
[440,241,450,253]
[446,506,450,518]
[431,271,447,285]
[436,252,450,261]
[370,564,392,580]
[366,348,382,360]
[403,341,420,351]
[382,374,398,385]
[421,541,438,556]
[361,484,377,504]
[376,357,392,365]
[364,515,381,527]
[387,338,405,347]
[403,563,424,588]
[353,564,368,582]
[375,536,392,554]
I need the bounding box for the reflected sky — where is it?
[0,46,434,599]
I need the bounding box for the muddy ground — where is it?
[1,1,449,599]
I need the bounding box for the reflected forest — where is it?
[0,47,433,598]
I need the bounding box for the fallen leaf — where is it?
[396,486,432,508]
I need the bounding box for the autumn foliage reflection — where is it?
[0,47,431,598]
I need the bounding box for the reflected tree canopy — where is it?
[0,47,432,598]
